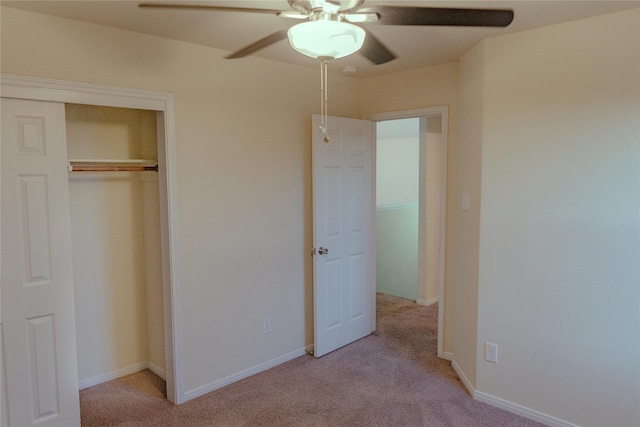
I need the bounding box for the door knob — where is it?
[318,247,329,255]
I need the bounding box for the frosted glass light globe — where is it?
[288,20,366,60]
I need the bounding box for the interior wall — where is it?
[451,43,485,387]
[360,62,459,355]
[141,165,165,376]
[376,136,420,207]
[422,116,442,304]
[375,207,419,300]
[0,5,361,396]
[65,104,164,384]
[464,9,640,426]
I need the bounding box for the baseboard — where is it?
[439,351,454,361]
[474,391,580,427]
[183,347,308,401]
[376,202,419,211]
[78,361,148,390]
[416,296,439,306]
[147,361,166,381]
[450,359,474,397]
[450,358,580,427]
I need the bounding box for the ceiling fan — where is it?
[139,1,513,142]
[139,0,515,65]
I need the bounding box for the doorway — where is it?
[375,118,420,301]
[367,107,447,358]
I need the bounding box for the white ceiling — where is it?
[2,0,639,77]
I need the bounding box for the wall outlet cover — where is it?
[485,342,498,363]
[262,317,272,334]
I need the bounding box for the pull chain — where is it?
[319,57,330,143]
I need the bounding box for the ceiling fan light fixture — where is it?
[287,20,366,59]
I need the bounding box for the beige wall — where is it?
[460,9,640,426]
[360,63,459,354]
[423,117,443,306]
[1,6,360,395]
[451,43,485,387]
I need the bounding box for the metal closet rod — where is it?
[68,159,158,173]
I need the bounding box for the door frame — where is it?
[0,74,184,403]
[365,106,448,359]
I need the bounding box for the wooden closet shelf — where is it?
[68,159,158,172]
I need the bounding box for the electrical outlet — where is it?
[462,193,470,211]
[262,317,272,334]
[485,342,498,363]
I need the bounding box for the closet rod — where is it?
[69,165,158,172]
[68,159,158,173]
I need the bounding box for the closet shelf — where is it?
[68,159,158,172]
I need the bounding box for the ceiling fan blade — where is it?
[359,30,396,65]
[277,11,309,19]
[344,12,379,24]
[138,3,283,15]
[225,29,289,59]
[361,6,514,27]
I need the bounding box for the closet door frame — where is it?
[0,73,184,404]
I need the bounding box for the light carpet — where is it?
[79,293,545,426]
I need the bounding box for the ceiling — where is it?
[2,0,639,77]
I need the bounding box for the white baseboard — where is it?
[376,202,419,211]
[439,351,454,361]
[79,361,148,390]
[450,358,580,427]
[451,359,474,397]
[417,296,439,306]
[183,347,307,401]
[474,391,580,427]
[78,361,167,390]
[147,361,166,381]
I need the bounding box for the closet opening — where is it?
[2,74,182,418]
[65,104,167,396]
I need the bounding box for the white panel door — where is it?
[1,98,81,426]
[312,115,374,357]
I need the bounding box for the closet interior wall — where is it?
[65,104,165,388]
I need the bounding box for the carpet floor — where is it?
[79,293,545,426]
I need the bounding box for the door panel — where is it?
[1,98,81,426]
[19,175,53,285]
[312,115,374,357]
